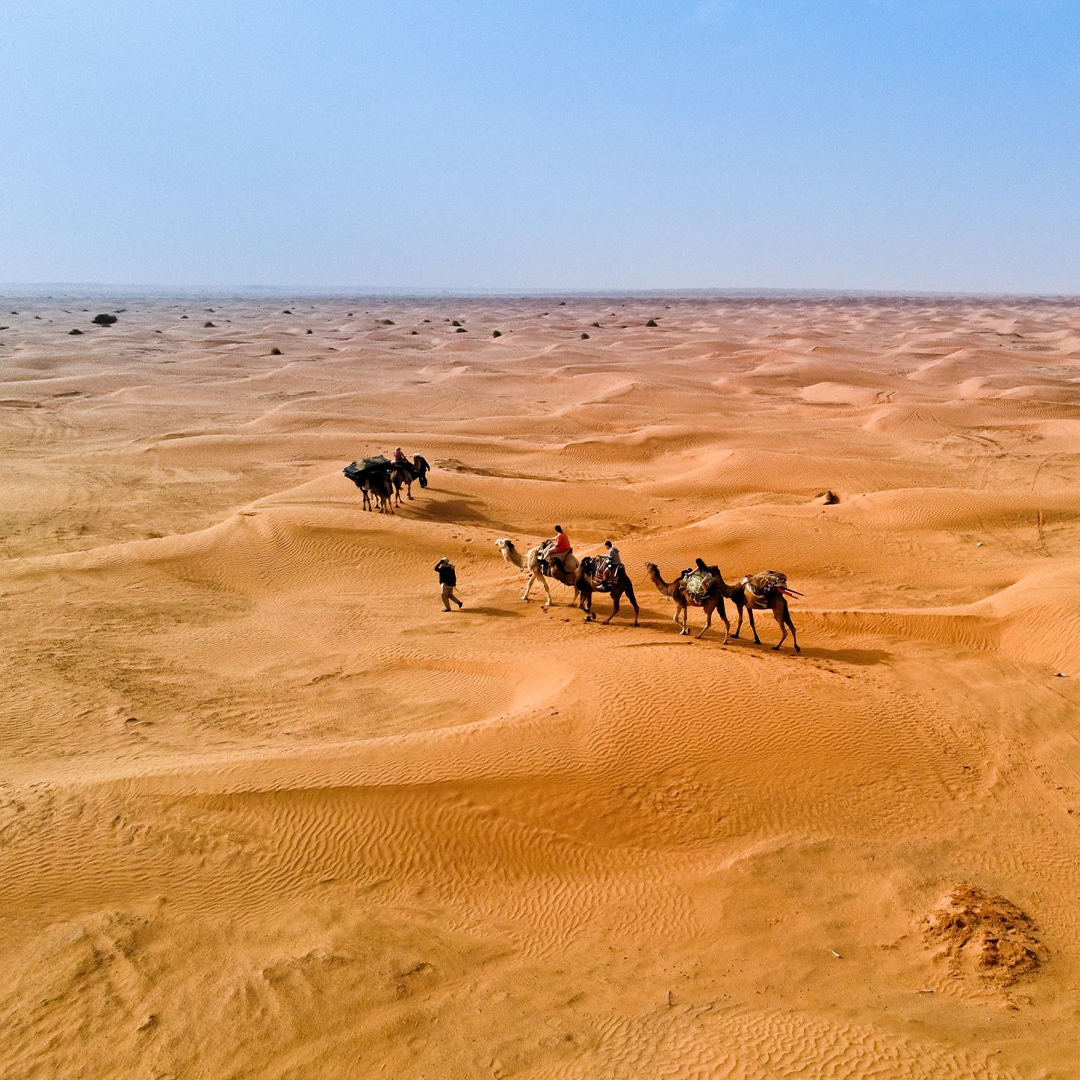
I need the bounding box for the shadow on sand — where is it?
[455,605,526,618]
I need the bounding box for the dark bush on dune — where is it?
[451,320,461,327]
[580,333,589,339]
[270,346,283,355]
[204,321,216,327]
[282,309,292,314]
[455,327,467,333]
[306,329,313,334]
[68,328,83,335]
[645,318,658,327]
[92,313,118,326]
[492,330,502,338]
[378,318,394,325]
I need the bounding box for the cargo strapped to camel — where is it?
[343,455,391,486]
[741,571,803,600]
[683,568,715,600]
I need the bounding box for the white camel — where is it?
[495,538,581,607]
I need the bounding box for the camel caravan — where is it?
[497,531,801,651]
[339,454,800,650]
[343,448,430,513]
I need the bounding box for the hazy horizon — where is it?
[5,1,1079,293]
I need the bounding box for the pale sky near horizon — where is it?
[3,1,1078,293]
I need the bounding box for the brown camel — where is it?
[576,556,639,626]
[691,558,760,643]
[495,538,580,607]
[644,562,689,632]
[736,569,801,652]
[362,469,395,513]
[646,562,729,641]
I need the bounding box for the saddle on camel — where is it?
[681,565,715,601]
[588,554,620,589]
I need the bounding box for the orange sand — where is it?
[1,294,1079,1078]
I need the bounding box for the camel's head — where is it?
[644,562,657,572]
[495,538,514,557]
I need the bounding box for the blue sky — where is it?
[3,1,1078,292]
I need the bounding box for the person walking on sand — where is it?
[434,558,463,611]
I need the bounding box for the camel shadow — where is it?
[789,645,890,666]
[407,493,516,533]
[630,619,889,665]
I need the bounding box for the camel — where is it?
[361,469,395,514]
[644,562,690,632]
[389,455,431,506]
[645,562,729,640]
[576,556,639,626]
[736,569,801,652]
[344,458,396,513]
[692,559,760,643]
[495,538,581,607]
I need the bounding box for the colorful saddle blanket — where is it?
[683,569,714,600]
[590,556,618,588]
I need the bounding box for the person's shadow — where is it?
[457,605,525,618]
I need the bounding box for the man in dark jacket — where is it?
[434,558,463,611]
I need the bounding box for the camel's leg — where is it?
[780,600,800,653]
[717,597,730,644]
[680,603,689,634]
[733,600,743,639]
[580,585,594,621]
[522,571,534,601]
[542,575,556,608]
[406,480,414,500]
[604,590,619,624]
[771,600,796,651]
[696,603,713,639]
[624,579,639,627]
[745,603,760,644]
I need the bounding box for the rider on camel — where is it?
[543,525,572,570]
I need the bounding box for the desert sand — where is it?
[1,293,1079,1078]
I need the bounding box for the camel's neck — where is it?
[649,570,672,591]
[506,548,525,569]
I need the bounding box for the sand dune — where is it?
[2,294,1079,1078]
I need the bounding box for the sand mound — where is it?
[922,884,1044,987]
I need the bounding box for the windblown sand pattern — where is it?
[2,294,1079,1078]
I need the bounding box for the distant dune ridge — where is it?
[1,293,1079,1078]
